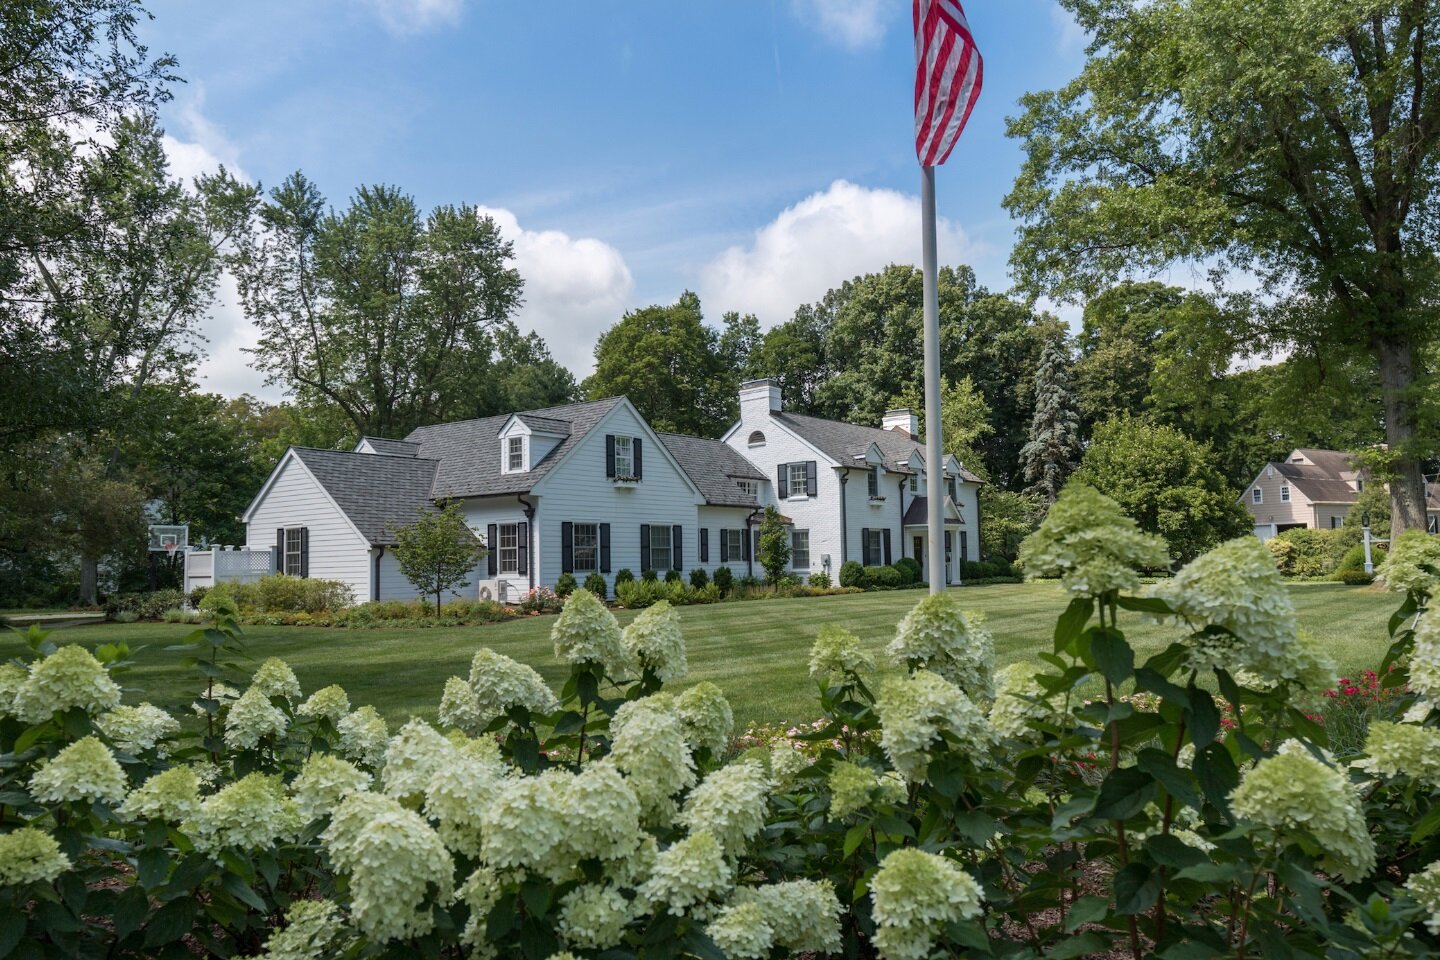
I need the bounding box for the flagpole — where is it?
[921,164,944,596]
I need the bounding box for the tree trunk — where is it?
[79,555,99,606]
[1375,336,1429,534]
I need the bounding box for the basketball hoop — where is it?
[164,540,180,557]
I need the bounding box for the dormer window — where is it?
[506,435,525,472]
[748,430,766,447]
[1356,478,1364,492]
[910,473,919,494]
[868,466,880,498]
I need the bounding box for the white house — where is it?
[239,385,983,602]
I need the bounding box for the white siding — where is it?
[373,548,487,605]
[695,505,762,579]
[533,404,705,596]
[245,455,373,602]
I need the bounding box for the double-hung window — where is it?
[498,524,519,574]
[909,473,919,494]
[865,529,883,563]
[791,530,810,569]
[614,436,634,478]
[649,524,672,570]
[737,479,758,499]
[1280,486,1291,503]
[867,467,879,497]
[787,462,808,498]
[573,523,599,572]
[506,436,524,472]
[1252,488,1262,504]
[724,529,744,560]
[284,528,304,576]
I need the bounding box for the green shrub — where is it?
[244,573,355,613]
[615,568,635,585]
[689,568,709,589]
[519,586,563,613]
[838,559,867,589]
[713,566,733,595]
[664,569,682,584]
[893,556,922,585]
[616,578,668,608]
[161,607,201,624]
[187,585,210,607]
[583,572,608,599]
[554,572,578,598]
[864,565,902,589]
[640,568,658,583]
[111,609,138,623]
[1266,527,1348,578]
[808,570,832,588]
[104,589,184,621]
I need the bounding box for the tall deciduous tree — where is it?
[889,375,994,479]
[1007,0,1440,531]
[390,500,485,615]
[1020,339,1083,503]
[232,174,528,438]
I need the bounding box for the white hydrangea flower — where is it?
[478,769,575,880]
[1379,530,1440,596]
[423,742,507,858]
[192,683,239,717]
[828,761,883,820]
[297,684,350,724]
[251,657,302,703]
[706,901,774,959]
[96,702,180,755]
[733,879,844,954]
[322,791,454,943]
[337,706,389,768]
[558,883,634,950]
[0,662,28,718]
[988,662,1060,740]
[468,648,559,723]
[224,685,288,750]
[0,826,72,886]
[29,735,127,805]
[1354,721,1440,786]
[552,589,632,676]
[1412,614,1440,701]
[457,866,507,951]
[769,743,808,784]
[438,676,484,734]
[610,695,696,821]
[875,670,993,782]
[119,766,201,822]
[888,594,994,702]
[622,600,687,682]
[639,830,732,915]
[1406,860,1440,935]
[679,759,771,856]
[293,753,371,823]
[564,760,643,862]
[1230,740,1375,883]
[382,719,458,806]
[870,849,983,960]
[12,645,122,722]
[1017,485,1170,597]
[254,899,347,960]
[190,773,301,858]
[676,681,734,756]
[808,624,875,683]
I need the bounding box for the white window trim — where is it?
[498,523,519,574]
[865,529,883,563]
[649,523,672,571]
[1252,488,1262,504]
[504,435,526,474]
[572,521,599,573]
[1280,486,1291,503]
[747,431,766,447]
[724,529,744,561]
[283,527,303,576]
[787,462,809,499]
[614,436,635,479]
[791,529,810,570]
[736,479,758,498]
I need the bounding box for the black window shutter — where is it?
[639,524,651,571]
[743,527,752,561]
[605,435,616,478]
[720,529,729,563]
[882,528,892,565]
[561,521,574,574]
[700,528,709,563]
[861,528,872,566]
[516,522,528,575]
[299,528,309,578]
[487,524,498,575]
[805,460,817,496]
[960,531,969,562]
[672,525,683,570]
[600,523,611,572]
[633,438,643,479]
[276,528,285,573]
[753,529,760,560]
[777,463,789,499]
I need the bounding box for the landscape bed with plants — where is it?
[2,484,1439,959]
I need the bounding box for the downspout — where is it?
[518,495,537,591]
[373,545,385,602]
[838,471,849,568]
[745,510,756,579]
[898,477,908,571]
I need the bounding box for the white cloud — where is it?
[365,0,464,35]
[1049,3,1086,55]
[478,207,635,375]
[162,91,248,185]
[699,179,982,326]
[193,272,280,400]
[792,0,897,50]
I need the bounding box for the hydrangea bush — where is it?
[2,484,1440,957]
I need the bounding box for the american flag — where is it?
[913,0,983,167]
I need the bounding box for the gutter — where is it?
[838,470,848,567]
[518,495,537,591]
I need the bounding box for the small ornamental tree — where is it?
[757,505,791,583]
[390,500,485,614]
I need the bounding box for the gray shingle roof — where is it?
[358,437,421,457]
[769,411,984,483]
[657,432,764,508]
[1275,462,1359,503]
[292,448,440,545]
[404,397,624,498]
[902,496,963,526]
[513,414,572,436]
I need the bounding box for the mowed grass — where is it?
[0,583,1400,730]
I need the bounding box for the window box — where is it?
[868,495,887,505]
[612,475,640,488]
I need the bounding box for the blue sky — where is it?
[139,0,1089,397]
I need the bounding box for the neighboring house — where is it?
[1242,447,1440,539]
[721,379,983,586]
[240,383,984,603]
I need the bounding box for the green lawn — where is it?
[0,583,1400,730]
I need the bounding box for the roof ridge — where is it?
[404,396,622,437]
[294,446,440,464]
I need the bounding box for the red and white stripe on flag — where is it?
[913,0,983,167]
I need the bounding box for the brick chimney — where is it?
[882,408,919,439]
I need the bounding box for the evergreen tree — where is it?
[1019,339,1082,503]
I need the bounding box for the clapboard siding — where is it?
[373,548,486,604]
[245,455,372,601]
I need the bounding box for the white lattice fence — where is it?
[185,547,275,596]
